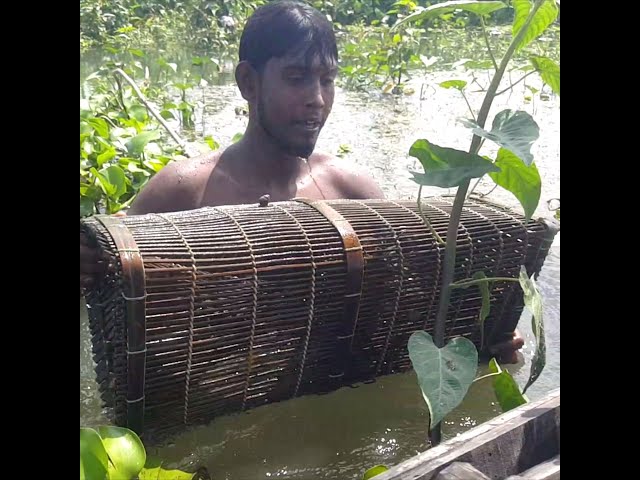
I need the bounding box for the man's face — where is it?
[256,49,337,158]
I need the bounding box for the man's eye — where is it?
[322,77,335,86]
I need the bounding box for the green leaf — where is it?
[459,109,540,166]
[408,331,478,429]
[93,165,127,199]
[139,458,209,480]
[129,105,149,122]
[362,465,390,479]
[519,266,546,394]
[96,426,146,480]
[439,80,467,90]
[488,148,541,222]
[231,133,244,143]
[204,135,220,150]
[530,55,560,96]
[395,1,508,29]
[80,427,108,480]
[488,358,528,411]
[126,130,161,155]
[513,0,559,51]
[80,197,96,217]
[409,139,500,188]
[97,147,117,167]
[87,118,110,139]
[129,48,145,58]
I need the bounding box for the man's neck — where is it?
[231,121,306,188]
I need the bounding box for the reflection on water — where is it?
[80,62,559,479]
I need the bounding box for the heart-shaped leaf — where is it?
[489,148,541,222]
[530,55,560,96]
[409,139,500,188]
[459,110,540,166]
[513,0,559,52]
[408,331,478,429]
[96,425,146,480]
[519,267,546,394]
[488,358,528,411]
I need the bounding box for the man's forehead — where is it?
[275,48,337,70]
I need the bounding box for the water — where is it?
[80,47,559,480]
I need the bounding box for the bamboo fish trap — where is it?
[81,197,558,435]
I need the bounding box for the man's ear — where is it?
[235,61,258,102]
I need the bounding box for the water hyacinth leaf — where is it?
[439,80,467,90]
[139,458,207,480]
[395,1,508,29]
[93,165,127,199]
[80,427,108,480]
[129,105,149,122]
[489,148,541,221]
[87,118,110,139]
[530,55,560,96]
[80,197,95,218]
[519,266,546,394]
[513,0,559,51]
[459,110,540,166]
[96,426,146,480]
[126,130,161,155]
[362,465,390,479]
[409,139,500,188]
[488,358,527,411]
[408,331,478,429]
[97,147,117,167]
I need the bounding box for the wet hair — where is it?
[239,1,338,72]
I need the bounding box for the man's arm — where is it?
[325,157,385,199]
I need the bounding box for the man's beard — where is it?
[257,97,317,159]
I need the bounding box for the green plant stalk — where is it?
[450,277,520,289]
[479,15,498,72]
[113,68,189,153]
[418,185,445,245]
[428,0,546,446]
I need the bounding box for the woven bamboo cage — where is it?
[81,197,558,435]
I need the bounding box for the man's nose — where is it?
[305,79,325,109]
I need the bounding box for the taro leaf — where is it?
[409,139,500,188]
[126,130,161,155]
[96,426,146,480]
[488,358,527,412]
[530,55,560,96]
[459,109,540,166]
[519,266,546,394]
[513,0,559,51]
[395,1,508,29]
[362,465,390,479]
[80,427,108,480]
[408,331,478,429]
[439,80,467,90]
[489,148,541,222]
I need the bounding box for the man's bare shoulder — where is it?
[309,151,385,199]
[128,150,223,214]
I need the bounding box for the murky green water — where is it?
[81,30,559,480]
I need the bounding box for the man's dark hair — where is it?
[239,1,338,72]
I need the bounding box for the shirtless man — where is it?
[80,1,523,361]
